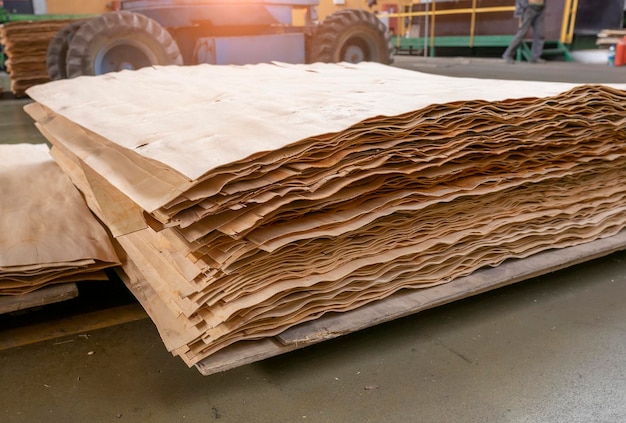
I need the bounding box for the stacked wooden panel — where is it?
[24,62,626,367]
[0,20,73,96]
[596,29,626,46]
[0,143,120,297]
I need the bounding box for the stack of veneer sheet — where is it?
[0,19,73,96]
[0,143,120,297]
[24,62,626,367]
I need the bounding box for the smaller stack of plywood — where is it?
[0,143,120,302]
[0,19,73,96]
[596,29,626,46]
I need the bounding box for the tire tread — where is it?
[66,11,182,78]
[308,9,394,65]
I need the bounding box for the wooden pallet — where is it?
[0,283,78,315]
[596,29,626,46]
[195,229,626,375]
[0,302,147,351]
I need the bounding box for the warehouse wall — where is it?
[574,0,623,33]
[3,0,34,13]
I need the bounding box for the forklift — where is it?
[44,0,394,80]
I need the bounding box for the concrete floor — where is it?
[2,58,626,423]
[392,55,626,84]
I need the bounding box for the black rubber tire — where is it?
[308,9,394,65]
[46,20,85,80]
[66,11,183,78]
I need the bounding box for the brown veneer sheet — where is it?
[24,62,626,366]
[0,143,120,295]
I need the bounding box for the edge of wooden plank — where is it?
[194,338,299,375]
[0,303,147,351]
[195,231,626,376]
[0,283,79,315]
[279,231,626,344]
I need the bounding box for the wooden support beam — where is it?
[0,283,78,315]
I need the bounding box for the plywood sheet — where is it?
[24,62,626,369]
[0,20,76,96]
[0,143,120,295]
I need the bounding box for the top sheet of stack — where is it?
[27,61,622,216]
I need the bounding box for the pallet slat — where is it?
[0,283,78,315]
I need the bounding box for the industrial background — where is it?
[2,1,626,422]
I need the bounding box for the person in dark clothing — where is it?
[502,0,546,64]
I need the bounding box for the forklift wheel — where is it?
[46,20,85,80]
[308,9,394,65]
[65,11,182,78]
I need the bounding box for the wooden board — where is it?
[0,283,78,315]
[195,229,626,375]
[0,303,147,351]
[596,29,626,46]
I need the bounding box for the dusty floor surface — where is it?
[392,55,626,84]
[1,57,626,422]
[1,254,625,423]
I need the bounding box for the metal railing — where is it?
[379,0,578,52]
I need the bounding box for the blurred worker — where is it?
[502,0,546,64]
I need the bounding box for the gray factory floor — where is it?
[2,56,626,423]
